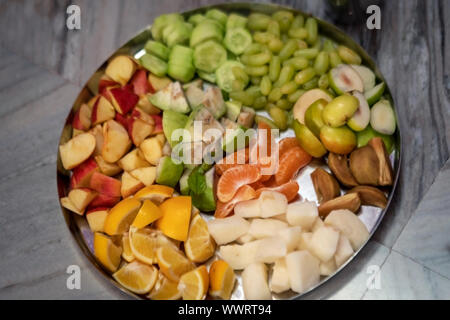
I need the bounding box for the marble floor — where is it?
[0,0,449,299]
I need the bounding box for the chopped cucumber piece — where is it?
[351,64,376,92]
[167,45,195,83]
[191,167,216,212]
[224,27,252,55]
[145,40,170,61]
[226,13,248,30]
[179,168,193,195]
[356,125,395,154]
[162,110,189,147]
[370,99,396,135]
[364,81,386,106]
[198,70,217,83]
[150,82,190,113]
[161,20,191,47]
[188,13,207,26]
[156,156,184,188]
[151,14,184,41]
[202,86,226,119]
[216,61,248,93]
[190,19,224,47]
[139,53,167,77]
[225,100,242,122]
[194,40,227,73]
[205,9,228,27]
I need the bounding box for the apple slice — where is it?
[121,171,145,198]
[128,118,154,146]
[117,149,151,172]
[92,96,115,125]
[59,132,96,170]
[151,115,163,134]
[72,128,83,138]
[130,167,157,186]
[137,94,161,115]
[60,197,83,215]
[130,69,152,95]
[95,155,122,176]
[131,107,155,124]
[72,103,92,131]
[102,120,132,163]
[88,193,120,208]
[347,91,370,132]
[89,171,121,198]
[70,157,99,189]
[86,207,109,232]
[328,64,364,95]
[87,95,100,109]
[98,75,118,94]
[68,188,98,213]
[114,113,130,130]
[90,124,104,156]
[148,74,171,91]
[108,86,139,115]
[105,55,137,86]
[140,137,163,165]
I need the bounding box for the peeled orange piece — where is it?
[217,165,261,202]
[155,196,192,241]
[156,246,195,282]
[129,227,176,265]
[148,273,182,300]
[215,148,249,176]
[104,198,142,235]
[278,137,301,157]
[94,232,122,272]
[121,232,135,262]
[274,146,312,185]
[132,199,163,228]
[184,215,215,263]
[209,260,236,300]
[214,185,257,218]
[134,185,174,204]
[255,181,300,202]
[113,260,158,294]
[178,265,209,300]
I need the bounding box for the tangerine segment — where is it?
[278,137,301,157]
[214,185,257,218]
[215,148,249,176]
[255,181,300,202]
[216,165,261,203]
[274,146,312,185]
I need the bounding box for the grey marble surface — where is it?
[0,0,449,300]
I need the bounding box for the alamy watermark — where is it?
[66,5,81,30]
[366,5,381,30]
[66,265,81,290]
[366,264,381,290]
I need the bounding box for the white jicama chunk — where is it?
[242,263,272,300]
[207,215,250,245]
[286,201,318,231]
[277,226,302,252]
[259,191,288,218]
[286,250,320,294]
[311,217,325,232]
[219,241,259,270]
[309,226,340,262]
[272,213,288,223]
[234,199,261,218]
[248,219,288,239]
[270,258,290,294]
[236,233,255,244]
[334,233,354,267]
[297,232,313,251]
[324,209,369,251]
[320,258,337,276]
[254,237,287,264]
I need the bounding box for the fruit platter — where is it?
[57,3,401,300]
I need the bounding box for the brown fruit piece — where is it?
[311,168,341,204]
[349,146,379,185]
[368,137,394,186]
[318,193,361,219]
[347,186,388,208]
[327,153,358,187]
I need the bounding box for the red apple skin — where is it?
[72,104,91,131]
[110,86,139,115]
[98,77,117,95]
[128,118,153,146]
[130,69,152,95]
[89,171,121,197]
[91,96,115,125]
[151,114,163,134]
[88,194,120,209]
[115,113,130,130]
[70,158,99,189]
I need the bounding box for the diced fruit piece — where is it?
[122,232,135,262]
[209,260,236,300]
[254,181,300,203]
[350,65,375,92]
[311,167,341,204]
[95,155,122,176]
[236,233,254,244]
[215,148,249,176]
[130,167,156,187]
[347,185,388,208]
[113,261,158,294]
[293,88,333,124]
[216,61,248,93]
[310,226,340,262]
[248,219,288,239]
[304,99,327,137]
[286,201,319,231]
[140,137,163,165]
[59,133,96,170]
[179,168,192,195]
[298,232,313,251]
[130,69,151,95]
[185,85,205,108]
[324,209,369,251]
[320,258,337,276]
[70,158,99,188]
[128,118,153,146]
[194,40,227,73]
[149,81,190,113]
[68,188,97,213]
[138,94,160,115]
[318,193,361,219]
[320,125,357,155]
[293,120,327,158]
[349,145,379,185]
[202,86,226,119]
[370,99,396,135]
[117,149,150,172]
[237,106,256,129]
[327,153,358,188]
[90,125,104,156]
[219,241,260,270]
[152,114,164,134]
[162,110,189,147]
[225,100,242,122]
[214,184,257,218]
[328,64,364,95]
[184,106,224,144]
[91,96,115,125]
[108,86,139,115]
[156,196,191,241]
[191,167,217,212]
[286,250,320,294]
[105,55,136,86]
[368,137,394,186]
[334,233,355,267]
[258,190,288,218]
[277,226,303,252]
[102,120,132,163]
[270,258,290,294]
[322,95,359,127]
[132,199,163,228]
[103,198,142,235]
[356,125,394,154]
[155,156,184,188]
[88,194,120,208]
[234,199,261,218]
[178,266,209,300]
[98,76,118,95]
[130,228,176,264]
[156,245,195,282]
[253,237,288,263]
[134,185,174,204]
[60,197,83,215]
[72,103,92,131]
[184,214,216,263]
[148,273,182,300]
[89,171,121,197]
[217,164,261,202]
[148,74,172,91]
[275,146,312,185]
[242,263,271,300]
[312,217,325,232]
[207,215,250,245]
[364,82,385,106]
[93,232,122,272]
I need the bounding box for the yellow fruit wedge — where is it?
[129,227,177,265]
[132,199,163,228]
[156,246,195,282]
[121,232,135,262]
[209,260,236,300]
[178,265,209,300]
[134,185,174,204]
[184,214,216,263]
[94,232,122,273]
[148,273,182,300]
[156,196,192,241]
[113,261,158,294]
[104,198,142,235]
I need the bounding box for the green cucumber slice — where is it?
[364,82,386,106]
[197,70,217,84]
[156,156,184,188]
[216,61,248,93]
[205,9,228,27]
[194,40,227,73]
[224,27,252,55]
[167,45,195,83]
[139,53,167,77]
[226,13,248,30]
[144,40,170,61]
[370,99,396,135]
[188,13,207,26]
[350,64,376,92]
[162,20,191,47]
[151,14,184,41]
[225,100,242,122]
[162,109,189,147]
[190,19,224,47]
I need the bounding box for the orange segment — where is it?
[103,198,142,235]
[216,164,261,202]
[156,246,195,282]
[255,181,300,202]
[132,199,163,228]
[214,185,257,218]
[178,265,209,300]
[148,273,182,300]
[129,227,177,264]
[209,260,236,300]
[274,146,312,185]
[113,261,158,294]
[155,196,192,241]
[94,232,122,273]
[121,232,135,262]
[134,185,174,204]
[184,215,216,263]
[278,137,301,157]
[215,148,249,176]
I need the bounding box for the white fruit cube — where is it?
[309,226,340,262]
[207,216,250,245]
[286,250,320,294]
[334,233,354,267]
[320,258,337,276]
[236,233,254,244]
[324,209,369,251]
[277,226,302,252]
[140,137,163,165]
[270,258,290,294]
[59,133,96,170]
[254,237,287,263]
[234,199,261,218]
[286,201,318,230]
[248,219,288,239]
[259,191,288,218]
[272,213,288,223]
[219,241,259,270]
[311,217,324,232]
[242,263,272,300]
[297,232,313,251]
